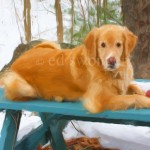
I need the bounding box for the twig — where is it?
[106,11,122,25]
[13,0,23,43]
[31,28,52,38]
[40,0,55,15]
[71,121,86,136]
[79,0,86,23]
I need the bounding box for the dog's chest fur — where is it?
[112,72,130,95]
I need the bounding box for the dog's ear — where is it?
[124,27,138,57]
[84,27,99,58]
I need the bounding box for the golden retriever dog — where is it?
[1,24,150,113]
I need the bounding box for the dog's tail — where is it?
[0,71,37,101]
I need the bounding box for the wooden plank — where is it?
[0,88,150,124]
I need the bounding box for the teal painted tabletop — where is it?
[0,79,150,123]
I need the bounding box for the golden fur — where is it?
[1,24,150,113]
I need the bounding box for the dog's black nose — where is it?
[107,57,116,65]
[107,57,116,69]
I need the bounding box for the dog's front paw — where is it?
[128,84,146,96]
[137,89,146,96]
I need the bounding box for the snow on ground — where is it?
[0,111,42,142]
[63,120,150,150]
[0,1,150,150]
[17,111,42,142]
[132,81,150,92]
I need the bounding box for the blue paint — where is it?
[135,79,150,82]
[0,110,21,150]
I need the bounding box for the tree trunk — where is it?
[103,0,108,24]
[55,0,63,43]
[24,0,31,43]
[96,0,101,27]
[122,0,150,79]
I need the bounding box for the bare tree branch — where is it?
[40,0,55,15]
[79,0,86,23]
[70,0,74,44]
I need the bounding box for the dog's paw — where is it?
[137,90,146,96]
[128,84,146,96]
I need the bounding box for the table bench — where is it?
[0,79,150,150]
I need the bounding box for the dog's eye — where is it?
[116,42,121,47]
[101,42,106,48]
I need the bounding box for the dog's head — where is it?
[84,24,137,71]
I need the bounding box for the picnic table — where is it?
[0,79,150,150]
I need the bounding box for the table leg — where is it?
[49,119,67,150]
[40,113,68,150]
[0,110,22,150]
